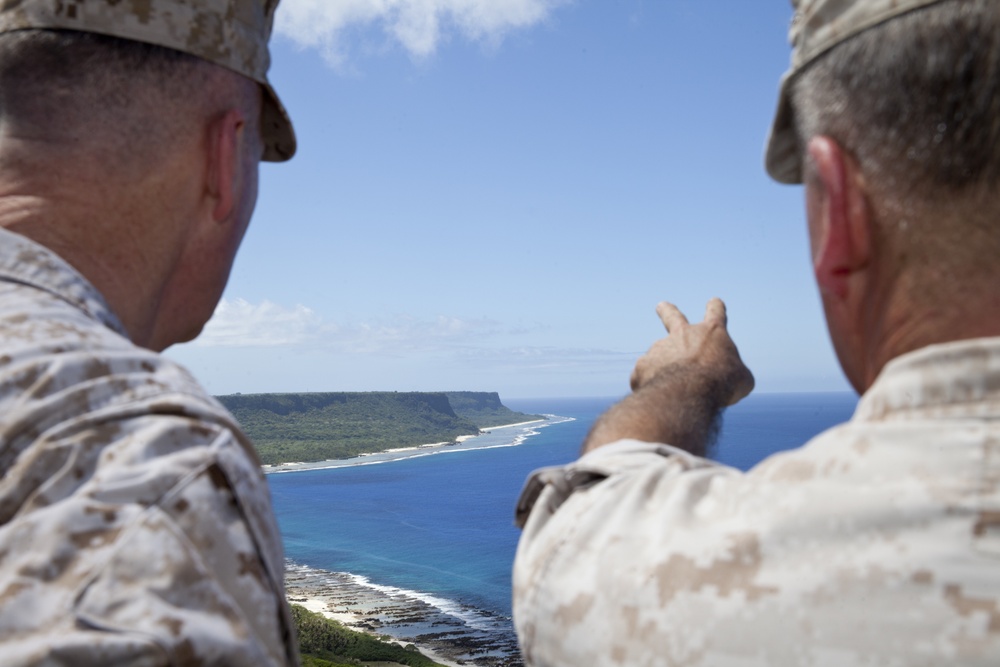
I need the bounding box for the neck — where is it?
[862,274,1000,389]
[0,154,189,349]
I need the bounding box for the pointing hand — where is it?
[630,298,754,406]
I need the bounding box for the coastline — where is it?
[262,418,551,475]
[477,419,551,431]
[273,415,577,666]
[286,561,523,667]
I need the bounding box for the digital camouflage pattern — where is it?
[0,0,295,162]
[0,228,298,666]
[766,0,950,183]
[514,338,1000,666]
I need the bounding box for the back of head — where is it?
[786,0,1000,294]
[792,0,1000,204]
[0,0,296,349]
[0,30,216,178]
[0,0,295,163]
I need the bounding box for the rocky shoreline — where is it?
[285,561,523,666]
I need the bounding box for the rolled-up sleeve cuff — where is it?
[514,439,717,528]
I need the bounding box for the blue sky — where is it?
[166,0,853,400]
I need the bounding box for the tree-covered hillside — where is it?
[216,391,543,465]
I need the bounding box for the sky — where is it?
[166,0,854,400]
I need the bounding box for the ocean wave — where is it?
[286,560,506,629]
[285,560,521,664]
[340,571,501,632]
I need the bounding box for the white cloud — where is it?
[275,0,570,67]
[194,298,322,347]
[452,344,637,371]
[346,315,508,354]
[192,298,509,352]
[173,298,638,395]
[188,299,636,391]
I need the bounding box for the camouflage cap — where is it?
[766,0,948,184]
[0,0,295,162]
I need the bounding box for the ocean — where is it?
[270,392,859,664]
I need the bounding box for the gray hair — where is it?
[792,0,1000,204]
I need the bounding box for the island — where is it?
[215,391,544,466]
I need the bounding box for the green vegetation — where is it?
[291,604,445,667]
[216,391,543,466]
[301,656,355,667]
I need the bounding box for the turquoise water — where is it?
[269,392,858,647]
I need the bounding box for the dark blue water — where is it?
[269,392,858,631]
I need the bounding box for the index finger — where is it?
[704,297,727,326]
[655,301,689,333]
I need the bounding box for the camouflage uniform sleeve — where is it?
[511,440,740,667]
[0,229,297,664]
[512,411,1000,666]
[0,412,297,666]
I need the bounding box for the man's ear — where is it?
[206,109,247,223]
[805,136,872,301]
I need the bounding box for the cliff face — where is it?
[445,391,504,412]
[218,391,459,420]
[445,392,542,429]
[215,391,541,465]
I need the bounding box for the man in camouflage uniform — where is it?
[0,1,299,665]
[513,0,1000,664]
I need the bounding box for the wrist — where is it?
[637,361,732,406]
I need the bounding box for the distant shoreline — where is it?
[261,418,550,475]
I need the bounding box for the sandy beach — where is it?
[478,420,548,431]
[262,418,548,475]
[286,562,523,666]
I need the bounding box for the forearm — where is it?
[582,366,727,457]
